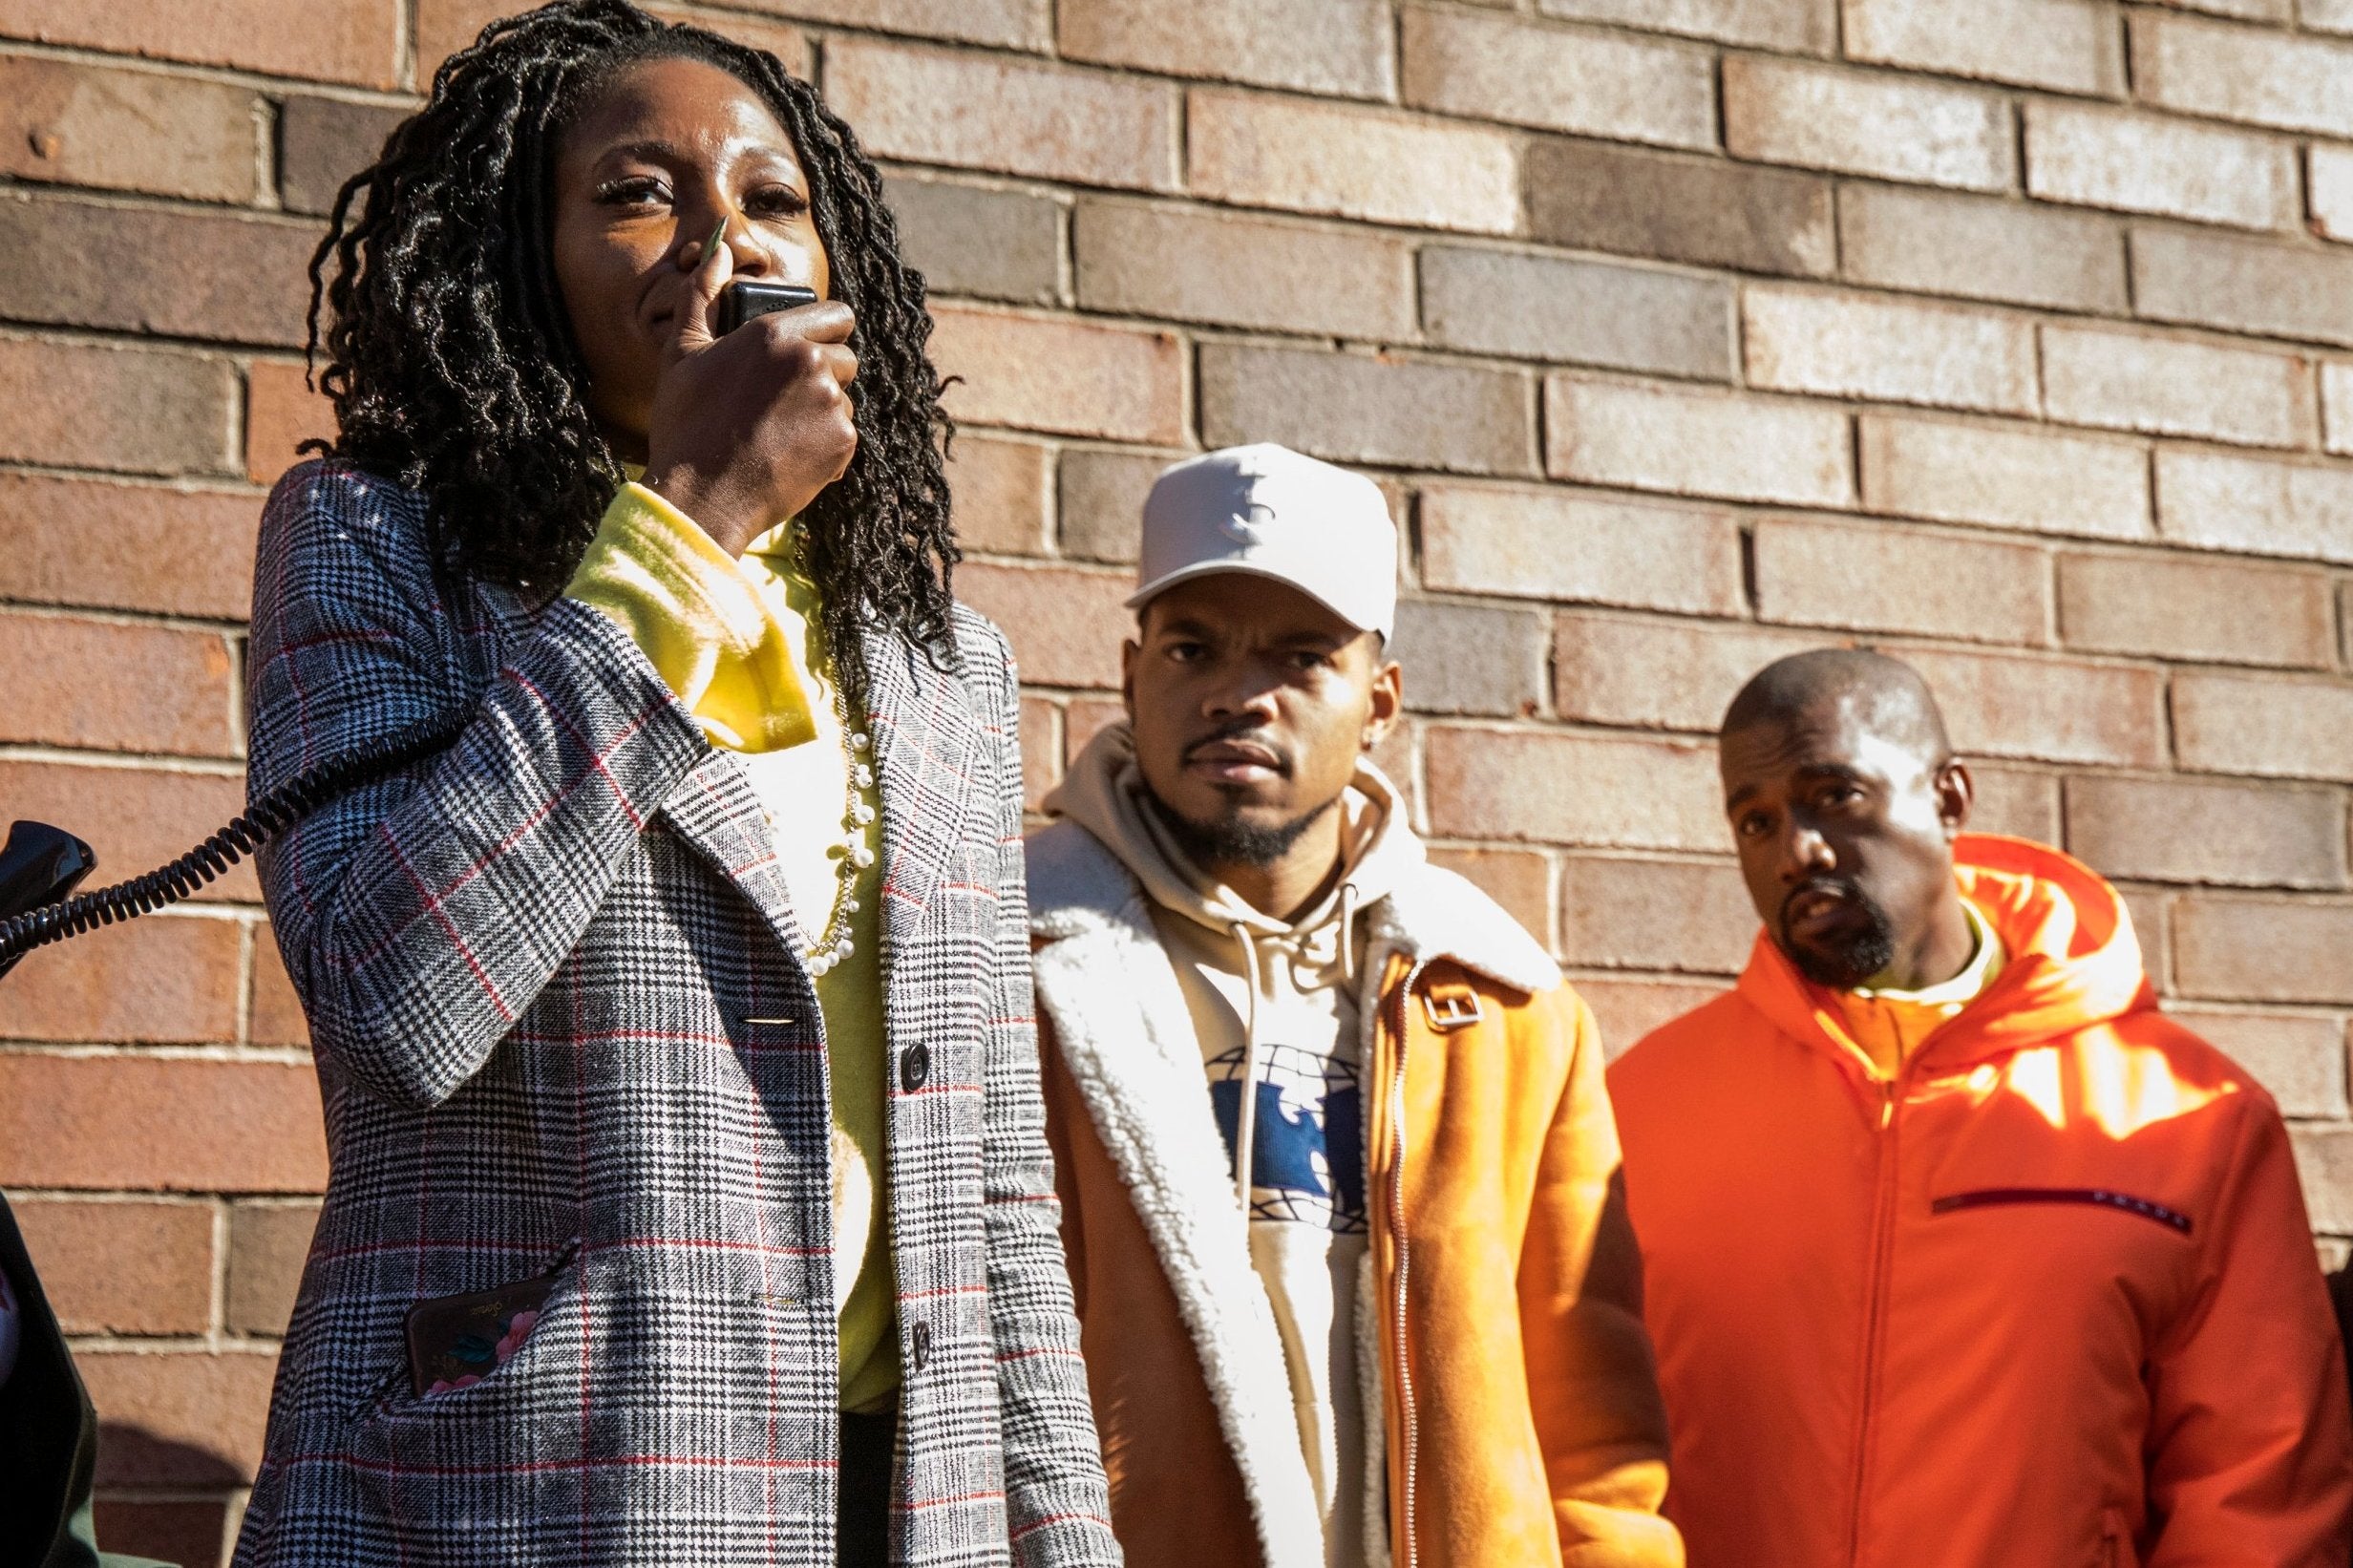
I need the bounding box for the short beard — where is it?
[1781,887,1898,989]
[1148,791,1336,872]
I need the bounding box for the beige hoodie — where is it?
[1047,721,1424,1568]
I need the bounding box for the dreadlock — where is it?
[304,0,957,704]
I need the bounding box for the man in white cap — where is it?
[1025,444,1681,1568]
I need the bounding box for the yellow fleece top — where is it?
[567,481,897,1412]
[1833,897,2005,1078]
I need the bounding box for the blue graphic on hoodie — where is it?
[1206,1041,1367,1234]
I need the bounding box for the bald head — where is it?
[1722,648,1952,768]
[1716,648,1977,994]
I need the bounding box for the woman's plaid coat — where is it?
[230,464,1121,1568]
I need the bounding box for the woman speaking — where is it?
[231,5,1115,1564]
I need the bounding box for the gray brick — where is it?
[1524,138,1835,278]
[1839,184,2127,313]
[279,94,409,217]
[1420,245,1732,380]
[2132,224,2353,348]
[1390,598,1547,716]
[1199,344,1537,477]
[886,173,1062,307]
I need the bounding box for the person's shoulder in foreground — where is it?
[1028,441,1681,1568]
[1610,646,2353,1568]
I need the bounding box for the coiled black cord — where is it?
[0,714,467,971]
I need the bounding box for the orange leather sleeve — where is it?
[1516,990,1686,1568]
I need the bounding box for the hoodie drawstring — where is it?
[1233,922,1265,1210]
[1230,881,1364,1211]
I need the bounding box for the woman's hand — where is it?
[641,235,859,557]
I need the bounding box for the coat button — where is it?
[907,1319,932,1374]
[900,1043,930,1092]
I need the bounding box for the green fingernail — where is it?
[705,220,727,260]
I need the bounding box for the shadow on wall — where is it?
[95,1424,246,1568]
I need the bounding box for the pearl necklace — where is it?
[805,712,875,978]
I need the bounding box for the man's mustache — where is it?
[1780,877,1863,925]
[1180,718,1290,773]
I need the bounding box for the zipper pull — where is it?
[1878,1079,1897,1132]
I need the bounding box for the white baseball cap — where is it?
[1127,443,1398,642]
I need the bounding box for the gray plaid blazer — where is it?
[230,463,1119,1568]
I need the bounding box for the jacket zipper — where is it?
[1383,959,1428,1568]
[1848,1072,1904,1568]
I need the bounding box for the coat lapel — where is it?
[1026,826,1327,1568]
[656,749,814,964]
[857,626,977,955]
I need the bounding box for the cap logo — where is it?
[1220,501,1278,546]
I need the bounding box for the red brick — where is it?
[0,614,237,757]
[1751,517,2050,646]
[245,360,338,487]
[945,434,1050,557]
[1202,344,1536,477]
[1390,599,1546,718]
[2066,774,2347,890]
[1061,0,1393,98]
[420,0,816,77]
[1558,854,1754,975]
[0,55,258,203]
[1187,88,1518,235]
[1742,286,2037,416]
[1018,694,1060,813]
[1063,696,1126,767]
[1425,727,1724,851]
[2173,671,2353,783]
[1546,377,1853,508]
[78,1348,277,1484]
[824,40,1177,192]
[930,305,1184,445]
[1401,7,1714,149]
[277,94,410,217]
[0,1055,327,1194]
[1899,647,2166,767]
[1074,200,1414,342]
[1575,975,1728,1060]
[1844,0,2123,95]
[1420,483,1744,618]
[0,0,398,89]
[957,561,1130,689]
[1537,0,1834,52]
[2173,1006,2349,1118]
[0,474,259,622]
[91,1497,231,1568]
[0,335,234,477]
[2174,894,2353,1005]
[247,932,308,1049]
[225,1198,320,1337]
[0,195,314,348]
[0,913,244,1046]
[1968,764,2062,842]
[1724,55,2014,193]
[698,0,1041,52]
[11,1197,215,1336]
[2061,550,2335,669]
[1427,847,1553,945]
[1554,613,1826,731]
[0,761,256,901]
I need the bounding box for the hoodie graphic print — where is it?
[1049,723,1426,1568]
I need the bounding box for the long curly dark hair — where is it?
[304,0,957,702]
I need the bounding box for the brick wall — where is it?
[2,0,2350,1559]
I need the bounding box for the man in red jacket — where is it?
[1610,647,2353,1567]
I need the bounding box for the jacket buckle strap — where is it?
[1421,983,1483,1032]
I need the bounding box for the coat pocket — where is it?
[356,1242,583,1430]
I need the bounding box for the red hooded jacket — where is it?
[1610,836,2353,1567]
